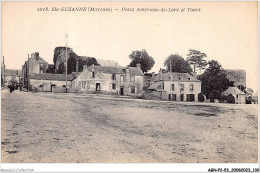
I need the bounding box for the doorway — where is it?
[96,83,100,91]
[180,94,184,101]
[51,84,56,92]
[186,94,195,102]
[120,87,124,95]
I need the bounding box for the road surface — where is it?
[1,90,258,163]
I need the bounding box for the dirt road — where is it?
[1,90,258,163]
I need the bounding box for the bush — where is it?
[198,93,205,102]
[227,94,235,103]
[219,95,228,103]
[209,90,221,102]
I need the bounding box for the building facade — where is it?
[72,64,144,96]
[147,72,201,102]
[22,52,49,88]
[29,73,73,92]
[1,68,21,86]
[223,87,246,104]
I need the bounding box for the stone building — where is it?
[1,69,21,86]
[72,64,144,96]
[22,52,48,88]
[29,73,74,92]
[222,87,246,104]
[147,71,201,101]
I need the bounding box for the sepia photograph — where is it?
[1,1,258,172]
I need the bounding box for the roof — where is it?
[4,69,19,76]
[223,87,246,95]
[148,81,163,90]
[96,59,121,67]
[30,73,74,81]
[87,65,144,76]
[153,72,200,82]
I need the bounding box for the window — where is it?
[82,81,87,89]
[172,94,177,101]
[189,84,194,91]
[87,82,90,89]
[120,75,124,82]
[112,74,116,80]
[169,94,176,101]
[112,84,116,90]
[131,86,135,93]
[131,75,135,82]
[162,83,164,89]
[187,94,195,102]
[92,72,95,78]
[237,95,239,99]
[171,84,175,91]
[180,84,184,91]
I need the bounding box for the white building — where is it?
[148,72,201,102]
[223,87,246,104]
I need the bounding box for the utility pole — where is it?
[240,85,242,104]
[27,54,29,92]
[170,60,172,100]
[3,56,5,87]
[65,34,68,93]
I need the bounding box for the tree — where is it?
[67,57,77,74]
[164,54,192,73]
[199,60,232,99]
[56,63,65,74]
[187,49,208,73]
[46,65,55,73]
[78,57,99,72]
[129,49,155,73]
[208,89,221,102]
[237,85,246,93]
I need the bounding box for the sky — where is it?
[2,1,258,91]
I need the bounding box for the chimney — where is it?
[159,68,162,81]
[76,61,79,75]
[136,63,141,69]
[191,72,197,79]
[152,72,155,79]
[115,63,118,68]
[35,52,40,61]
[43,63,47,73]
[126,67,130,74]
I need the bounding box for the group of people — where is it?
[7,82,21,93]
[8,84,15,93]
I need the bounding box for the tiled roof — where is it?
[87,65,144,76]
[153,72,200,82]
[96,59,121,67]
[4,69,19,76]
[30,73,74,81]
[223,87,246,95]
